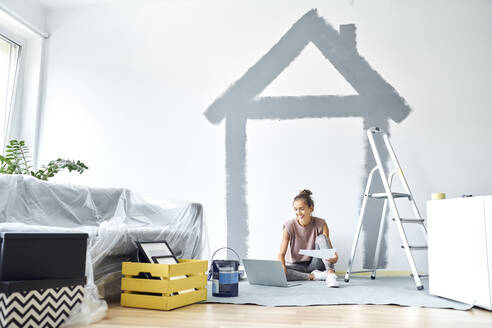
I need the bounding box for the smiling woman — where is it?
[0,34,20,150]
[278,189,340,287]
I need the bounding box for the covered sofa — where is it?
[0,174,209,325]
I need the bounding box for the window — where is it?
[0,34,20,150]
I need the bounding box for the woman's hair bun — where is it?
[299,189,312,196]
[294,189,314,208]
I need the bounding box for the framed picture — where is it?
[152,256,178,265]
[136,241,178,264]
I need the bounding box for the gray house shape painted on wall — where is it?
[204,9,411,267]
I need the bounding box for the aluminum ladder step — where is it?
[368,192,411,199]
[401,245,428,250]
[392,218,425,224]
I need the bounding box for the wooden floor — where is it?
[83,303,492,328]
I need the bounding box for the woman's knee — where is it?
[286,269,309,281]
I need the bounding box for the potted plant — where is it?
[0,140,88,181]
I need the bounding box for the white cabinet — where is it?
[427,196,492,310]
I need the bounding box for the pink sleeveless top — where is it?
[283,216,325,263]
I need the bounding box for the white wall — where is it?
[39,0,492,271]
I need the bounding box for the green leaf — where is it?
[1,138,88,181]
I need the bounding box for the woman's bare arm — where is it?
[278,228,290,272]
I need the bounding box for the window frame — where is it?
[0,11,46,169]
[0,31,22,151]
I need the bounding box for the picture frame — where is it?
[152,256,178,265]
[136,240,178,264]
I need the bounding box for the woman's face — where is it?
[294,199,313,224]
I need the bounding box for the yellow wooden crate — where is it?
[121,259,208,311]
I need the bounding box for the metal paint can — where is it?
[209,247,240,297]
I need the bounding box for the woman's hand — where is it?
[326,252,338,263]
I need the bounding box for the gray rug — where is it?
[204,276,472,310]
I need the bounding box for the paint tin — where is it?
[432,193,446,200]
[209,247,240,297]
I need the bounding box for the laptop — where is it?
[242,259,301,287]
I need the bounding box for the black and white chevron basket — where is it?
[0,285,84,328]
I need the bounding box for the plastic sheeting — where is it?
[0,175,209,326]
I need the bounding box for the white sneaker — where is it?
[311,270,328,281]
[325,272,340,288]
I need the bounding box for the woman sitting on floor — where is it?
[278,189,339,287]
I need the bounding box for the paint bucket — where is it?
[209,247,240,297]
[432,193,446,200]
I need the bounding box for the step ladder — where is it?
[344,127,428,290]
